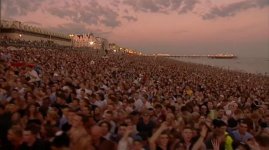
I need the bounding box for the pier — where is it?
[152,54,238,59]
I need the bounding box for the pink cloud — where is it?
[1,0,268,56]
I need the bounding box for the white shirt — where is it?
[28,69,40,82]
[94,99,107,109]
[134,99,144,111]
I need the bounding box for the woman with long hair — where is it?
[23,104,43,125]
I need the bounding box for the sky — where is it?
[1,0,269,57]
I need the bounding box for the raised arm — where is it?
[149,122,168,150]
[118,126,133,150]
[191,125,207,150]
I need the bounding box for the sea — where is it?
[172,57,269,76]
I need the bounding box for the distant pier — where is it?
[152,54,238,59]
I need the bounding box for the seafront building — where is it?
[0,20,143,55]
[69,33,108,50]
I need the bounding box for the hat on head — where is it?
[227,118,238,128]
[212,119,227,128]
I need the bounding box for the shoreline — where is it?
[167,57,269,77]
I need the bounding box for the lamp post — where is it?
[69,34,74,49]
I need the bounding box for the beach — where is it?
[172,57,269,75]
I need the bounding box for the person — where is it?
[20,124,49,150]
[98,120,113,141]
[148,122,170,150]
[25,66,41,85]
[174,126,196,150]
[232,119,254,144]
[69,114,93,150]
[191,125,208,150]
[111,123,128,143]
[205,119,233,150]
[0,104,12,147]
[3,125,23,150]
[91,125,116,150]
[250,133,269,150]
[102,110,116,134]
[131,135,145,150]
[24,104,43,125]
[137,111,156,140]
[117,125,136,150]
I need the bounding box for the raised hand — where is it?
[211,139,220,150]
[200,125,208,139]
[246,139,261,150]
[160,121,169,130]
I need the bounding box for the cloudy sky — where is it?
[2,0,269,56]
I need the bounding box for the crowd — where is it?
[0,43,269,150]
[0,37,70,50]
